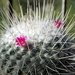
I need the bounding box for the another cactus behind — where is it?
[0,0,75,75]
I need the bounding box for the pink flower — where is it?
[54,20,63,28]
[15,35,27,47]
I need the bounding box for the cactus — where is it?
[0,0,75,75]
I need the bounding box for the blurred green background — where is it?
[0,0,75,32]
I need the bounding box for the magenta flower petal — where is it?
[54,20,63,28]
[15,35,27,47]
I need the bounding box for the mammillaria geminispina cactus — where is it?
[0,0,75,75]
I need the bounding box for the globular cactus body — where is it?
[0,0,75,75]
